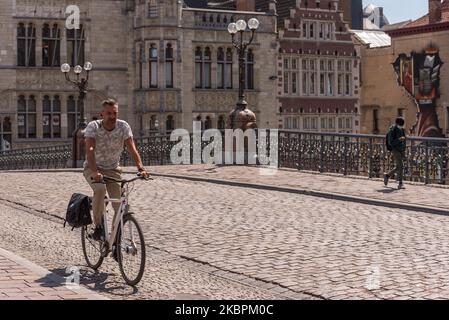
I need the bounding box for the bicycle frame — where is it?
[102,183,131,252]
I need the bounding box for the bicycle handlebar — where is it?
[92,173,153,185]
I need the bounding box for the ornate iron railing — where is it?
[0,144,72,170]
[278,130,449,185]
[1,130,448,185]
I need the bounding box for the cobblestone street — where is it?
[2,166,449,299]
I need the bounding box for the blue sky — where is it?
[362,0,428,24]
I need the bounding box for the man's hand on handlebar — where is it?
[137,166,150,180]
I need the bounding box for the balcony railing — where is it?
[0,130,448,185]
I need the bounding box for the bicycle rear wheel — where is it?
[81,225,104,270]
[117,214,146,286]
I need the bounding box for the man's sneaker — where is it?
[383,174,389,186]
[398,183,405,190]
[91,226,103,241]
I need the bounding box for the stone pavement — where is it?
[143,165,449,214]
[0,246,107,300]
[2,165,449,299]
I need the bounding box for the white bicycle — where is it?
[81,173,151,286]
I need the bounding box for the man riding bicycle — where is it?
[83,98,149,241]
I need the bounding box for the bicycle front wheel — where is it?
[117,214,146,286]
[81,225,104,270]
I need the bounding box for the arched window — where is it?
[205,116,212,130]
[196,115,204,131]
[166,115,175,133]
[42,23,60,67]
[67,24,85,66]
[0,117,12,151]
[17,95,36,138]
[204,47,211,88]
[245,49,254,90]
[150,115,158,132]
[17,23,36,66]
[225,48,233,89]
[67,96,80,137]
[165,43,174,88]
[43,95,61,138]
[150,44,158,88]
[218,115,225,130]
[195,47,211,89]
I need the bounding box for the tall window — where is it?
[218,115,225,130]
[373,109,379,133]
[283,57,299,95]
[310,22,315,39]
[319,59,335,96]
[67,96,81,137]
[165,44,174,88]
[309,60,316,95]
[195,47,211,89]
[150,115,158,133]
[337,60,352,96]
[17,23,36,66]
[43,95,61,138]
[245,49,254,90]
[150,44,158,88]
[302,59,308,95]
[446,107,449,133]
[17,95,37,139]
[67,24,85,66]
[42,24,60,67]
[195,47,203,88]
[166,115,174,133]
[225,48,233,89]
[205,116,212,130]
[204,48,211,88]
[138,44,143,89]
[148,0,158,18]
[0,117,12,151]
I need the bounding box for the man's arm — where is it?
[85,137,102,182]
[125,137,149,176]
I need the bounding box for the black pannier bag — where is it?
[64,193,92,230]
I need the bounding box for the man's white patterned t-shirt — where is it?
[83,120,133,170]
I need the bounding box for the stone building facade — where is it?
[0,0,278,150]
[275,0,361,133]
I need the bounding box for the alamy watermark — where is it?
[170,122,278,172]
[65,5,80,30]
[65,266,80,290]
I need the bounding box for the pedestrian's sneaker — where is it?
[383,174,389,186]
[398,183,405,190]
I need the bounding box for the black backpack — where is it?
[64,193,92,230]
[386,127,394,152]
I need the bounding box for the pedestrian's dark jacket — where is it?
[388,125,406,152]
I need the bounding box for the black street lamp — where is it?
[226,18,259,130]
[61,61,93,168]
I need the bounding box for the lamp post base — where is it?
[72,125,87,168]
[226,101,257,131]
[225,102,257,165]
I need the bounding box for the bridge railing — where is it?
[1,130,448,185]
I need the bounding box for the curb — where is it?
[0,247,109,300]
[142,172,449,217]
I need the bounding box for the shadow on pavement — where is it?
[376,188,398,194]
